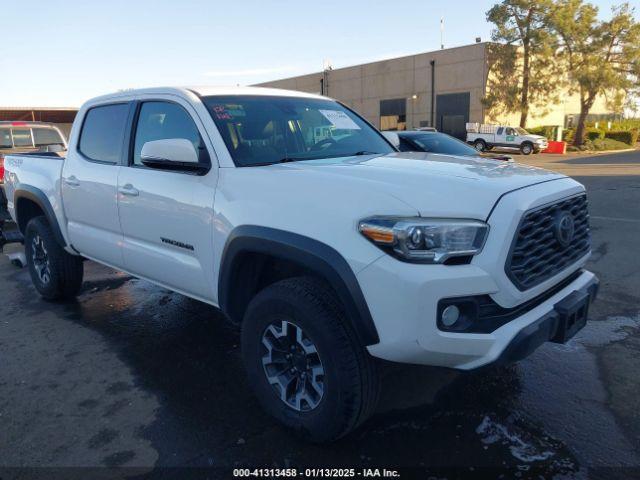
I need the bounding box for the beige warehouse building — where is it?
[257,42,617,139]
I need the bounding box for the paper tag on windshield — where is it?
[319,110,361,130]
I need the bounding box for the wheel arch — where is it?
[14,185,67,248]
[218,225,380,346]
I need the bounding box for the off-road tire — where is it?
[241,276,380,442]
[25,216,83,300]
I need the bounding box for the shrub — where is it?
[527,125,555,139]
[586,129,605,141]
[604,130,638,145]
[527,126,545,136]
[589,138,633,151]
[563,128,575,143]
[610,119,640,131]
[566,138,631,152]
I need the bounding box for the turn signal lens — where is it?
[359,224,395,245]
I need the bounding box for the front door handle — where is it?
[118,184,139,197]
[64,176,80,187]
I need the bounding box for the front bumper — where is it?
[358,255,598,370]
[490,273,597,366]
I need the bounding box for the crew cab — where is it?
[3,87,598,442]
[466,123,548,155]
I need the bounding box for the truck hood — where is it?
[277,152,566,219]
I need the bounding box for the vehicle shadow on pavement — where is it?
[4,261,575,477]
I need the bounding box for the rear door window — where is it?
[33,128,65,147]
[12,129,33,147]
[79,104,129,163]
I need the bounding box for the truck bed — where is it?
[3,152,66,231]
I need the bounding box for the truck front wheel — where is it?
[473,139,487,152]
[241,276,380,442]
[25,216,83,300]
[520,142,534,155]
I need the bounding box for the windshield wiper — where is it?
[349,151,380,156]
[275,156,310,164]
[244,152,381,168]
[244,156,322,167]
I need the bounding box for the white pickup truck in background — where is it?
[467,123,548,155]
[3,86,597,441]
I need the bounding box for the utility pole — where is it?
[440,17,444,50]
[321,59,332,96]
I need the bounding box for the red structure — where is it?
[543,141,567,154]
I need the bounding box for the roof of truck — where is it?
[86,86,327,105]
[189,86,325,99]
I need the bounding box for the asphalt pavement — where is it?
[1,150,639,479]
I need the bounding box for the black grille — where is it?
[506,194,591,290]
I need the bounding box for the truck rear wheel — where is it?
[241,276,380,442]
[473,139,487,152]
[25,216,83,301]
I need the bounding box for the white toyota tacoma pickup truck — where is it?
[3,87,598,441]
[467,124,549,155]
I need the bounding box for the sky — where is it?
[1,0,637,107]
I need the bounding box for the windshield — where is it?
[203,95,394,167]
[515,127,529,135]
[409,133,479,156]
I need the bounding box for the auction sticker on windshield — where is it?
[319,110,361,130]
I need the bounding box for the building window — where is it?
[380,98,407,131]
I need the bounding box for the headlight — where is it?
[358,217,489,264]
[536,139,546,144]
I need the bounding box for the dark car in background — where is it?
[386,130,513,162]
[0,122,67,223]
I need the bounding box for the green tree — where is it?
[551,1,640,146]
[485,0,561,127]
[483,43,521,121]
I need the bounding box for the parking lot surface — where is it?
[1,150,639,478]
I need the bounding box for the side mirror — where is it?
[381,131,400,149]
[140,138,207,172]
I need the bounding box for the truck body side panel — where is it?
[4,154,73,252]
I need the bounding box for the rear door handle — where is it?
[118,184,139,197]
[64,176,80,187]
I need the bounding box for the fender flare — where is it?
[14,185,67,248]
[218,225,380,346]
